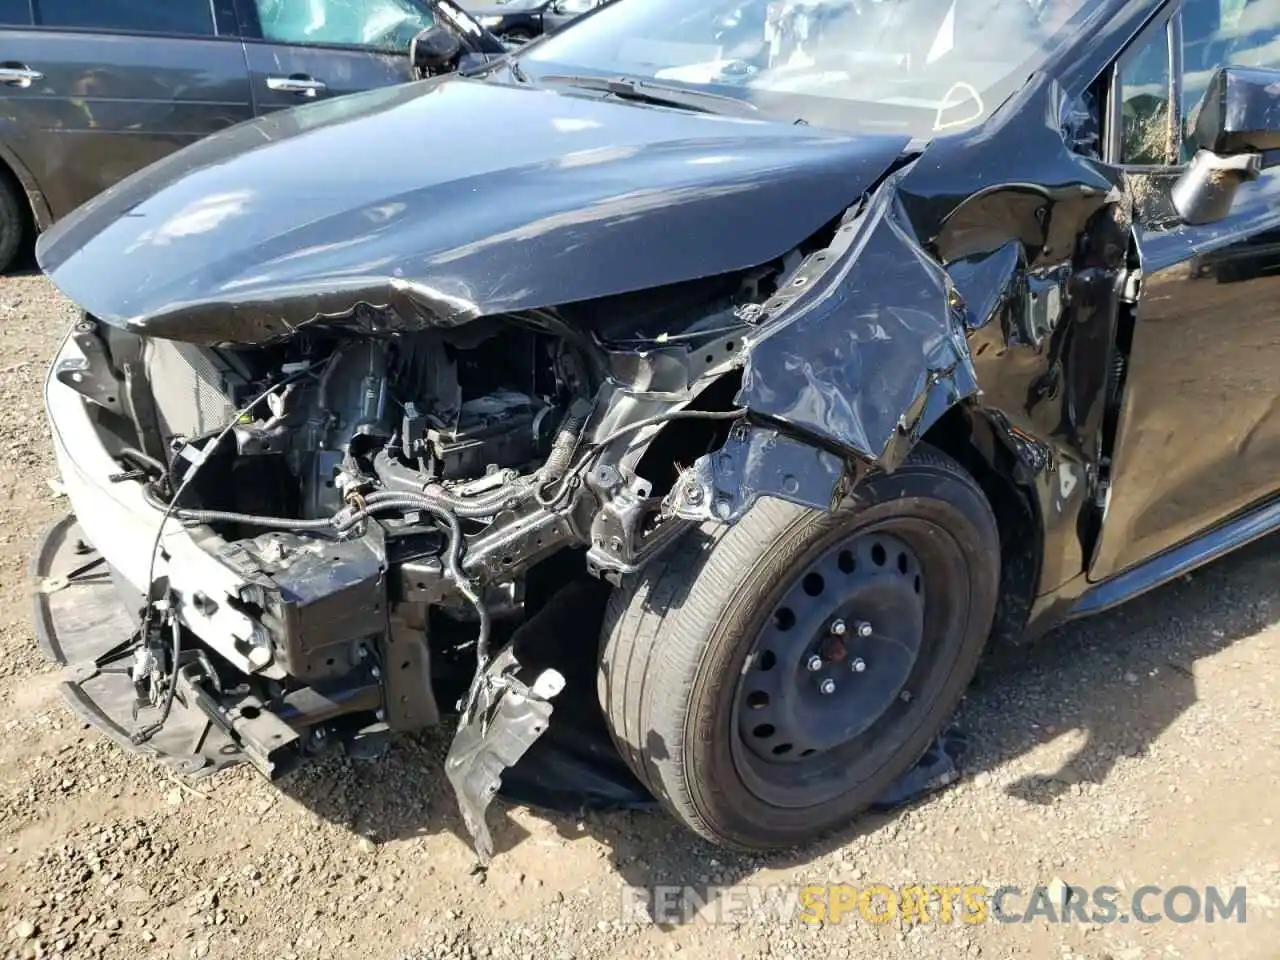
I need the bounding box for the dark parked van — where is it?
[0,0,501,271]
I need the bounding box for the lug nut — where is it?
[806,655,823,672]
[851,658,866,673]
[819,678,836,695]
[830,619,847,636]
[856,621,873,637]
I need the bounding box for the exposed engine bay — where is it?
[51,247,819,861]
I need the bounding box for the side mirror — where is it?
[1172,66,1280,225]
[410,24,463,77]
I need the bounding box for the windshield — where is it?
[516,0,1098,136]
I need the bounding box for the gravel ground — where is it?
[0,270,1277,960]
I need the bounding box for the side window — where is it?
[1116,19,1174,164]
[0,0,32,26]
[254,0,432,50]
[1181,0,1280,156]
[1114,0,1280,165]
[32,0,216,36]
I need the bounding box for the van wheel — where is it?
[0,173,26,274]
[598,446,999,850]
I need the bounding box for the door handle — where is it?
[266,74,326,97]
[0,66,43,88]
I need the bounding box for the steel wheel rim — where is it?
[728,517,962,809]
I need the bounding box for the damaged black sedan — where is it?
[32,0,1280,860]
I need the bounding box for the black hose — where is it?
[425,486,528,518]
[370,450,527,517]
[142,486,338,530]
[539,397,593,483]
[538,407,749,509]
[587,406,748,459]
[143,487,488,561]
[365,483,528,519]
[371,395,595,517]
[119,447,171,488]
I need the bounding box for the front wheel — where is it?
[598,446,1000,850]
[0,174,26,274]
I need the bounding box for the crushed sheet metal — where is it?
[736,178,979,473]
[445,645,565,864]
[671,421,848,524]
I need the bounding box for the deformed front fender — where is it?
[673,173,980,523]
[738,175,979,469]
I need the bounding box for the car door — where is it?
[1087,0,1280,582]
[0,0,252,221]
[234,0,437,113]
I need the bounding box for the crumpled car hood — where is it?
[36,75,910,345]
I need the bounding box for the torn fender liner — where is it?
[737,179,979,472]
[445,645,565,864]
[491,577,653,813]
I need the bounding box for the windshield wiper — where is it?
[537,74,759,117]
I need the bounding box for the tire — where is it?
[0,172,25,275]
[598,445,1000,850]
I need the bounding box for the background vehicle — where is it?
[542,0,613,35]
[0,0,503,273]
[30,0,1280,860]
[462,0,610,45]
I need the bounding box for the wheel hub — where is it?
[736,531,925,764]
